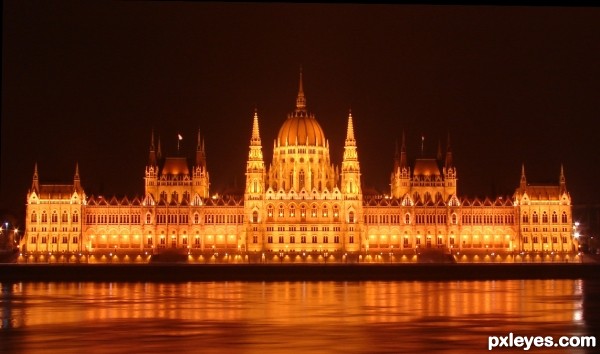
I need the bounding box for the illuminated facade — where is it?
[22,73,578,262]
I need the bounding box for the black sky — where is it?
[2,2,600,219]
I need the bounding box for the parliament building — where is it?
[21,73,578,263]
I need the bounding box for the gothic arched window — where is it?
[31,211,37,223]
[299,170,305,189]
[532,212,539,223]
[542,212,548,223]
[561,212,568,224]
[551,211,558,224]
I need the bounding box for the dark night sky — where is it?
[2,2,600,219]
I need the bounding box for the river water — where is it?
[0,280,598,353]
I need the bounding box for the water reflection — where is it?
[0,280,596,353]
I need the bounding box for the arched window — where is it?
[299,170,305,189]
[300,205,306,218]
[333,205,339,221]
[267,205,274,219]
[253,179,259,193]
[451,213,457,225]
[278,204,285,218]
[194,213,199,224]
[522,212,529,223]
[532,212,539,223]
[542,212,548,223]
[62,211,68,223]
[31,211,37,223]
[322,205,328,217]
[349,211,355,223]
[551,211,558,224]
[171,191,178,203]
[561,211,568,224]
[312,205,318,217]
[404,213,410,224]
[252,211,258,223]
[289,170,294,189]
[72,211,79,223]
[160,191,167,201]
[183,191,190,201]
[146,213,152,224]
[51,211,58,223]
[41,211,48,223]
[289,205,296,217]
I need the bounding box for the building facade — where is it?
[21,74,578,263]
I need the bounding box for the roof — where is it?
[413,158,441,176]
[37,184,75,199]
[161,157,190,175]
[522,185,561,200]
[277,113,326,147]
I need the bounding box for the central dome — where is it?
[276,70,326,147]
[277,113,326,147]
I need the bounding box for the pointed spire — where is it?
[559,164,566,191]
[444,132,453,169]
[148,130,157,166]
[74,162,82,191]
[157,137,162,160]
[399,131,407,169]
[295,66,306,112]
[74,162,80,181]
[31,162,39,192]
[197,129,202,151]
[520,163,527,188]
[251,108,262,145]
[345,109,355,144]
[196,129,206,167]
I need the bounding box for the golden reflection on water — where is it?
[0,280,593,353]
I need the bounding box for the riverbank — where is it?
[0,263,599,282]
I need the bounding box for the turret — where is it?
[341,110,361,196]
[193,129,210,199]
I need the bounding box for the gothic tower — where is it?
[245,109,266,252]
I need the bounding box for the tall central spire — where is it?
[295,66,306,112]
[251,108,262,145]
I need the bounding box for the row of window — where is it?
[86,214,141,224]
[29,236,78,244]
[30,227,78,232]
[265,205,350,221]
[256,235,354,244]
[523,236,569,244]
[522,211,568,224]
[364,213,516,225]
[31,211,79,223]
